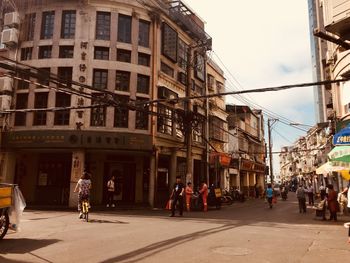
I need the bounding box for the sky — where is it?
[185,0,315,176]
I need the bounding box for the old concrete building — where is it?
[0,0,220,207]
[226,105,266,197]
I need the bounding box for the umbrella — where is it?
[315,161,347,174]
[333,124,350,145]
[328,145,350,163]
[340,170,350,181]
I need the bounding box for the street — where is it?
[1,196,349,263]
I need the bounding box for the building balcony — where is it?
[167,0,212,49]
[333,50,350,78]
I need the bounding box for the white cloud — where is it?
[186,0,315,174]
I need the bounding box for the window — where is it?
[178,72,187,85]
[162,23,177,62]
[161,62,174,78]
[41,11,55,39]
[135,97,149,130]
[193,121,203,143]
[21,47,32,61]
[210,116,227,142]
[137,74,150,94]
[115,71,130,91]
[93,69,108,90]
[38,46,52,59]
[14,93,28,126]
[57,67,73,88]
[195,52,205,81]
[138,53,150,66]
[114,96,129,128]
[23,13,36,41]
[54,93,71,125]
[61,10,76,39]
[90,93,106,126]
[117,49,131,62]
[178,39,188,70]
[157,104,173,135]
[118,14,132,43]
[207,74,215,90]
[38,68,50,87]
[139,20,150,47]
[17,69,30,90]
[59,46,74,58]
[96,12,110,40]
[33,93,48,125]
[216,81,224,97]
[94,47,109,60]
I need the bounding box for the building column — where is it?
[69,150,85,208]
[0,152,16,183]
[135,156,144,203]
[148,153,157,207]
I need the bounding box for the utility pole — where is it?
[185,46,193,184]
[267,118,278,183]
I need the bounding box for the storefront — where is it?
[1,130,152,207]
[209,152,231,188]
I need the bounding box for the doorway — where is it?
[104,162,136,204]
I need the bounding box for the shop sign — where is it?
[2,131,153,151]
[209,153,231,168]
[229,168,238,174]
[241,159,254,171]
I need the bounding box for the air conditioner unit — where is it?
[0,77,13,92]
[0,95,12,111]
[1,28,18,47]
[4,12,20,28]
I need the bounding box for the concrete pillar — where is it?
[0,152,16,183]
[148,154,156,207]
[169,150,177,188]
[135,157,144,203]
[69,150,85,208]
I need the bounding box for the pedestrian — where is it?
[74,171,92,219]
[199,181,209,212]
[185,182,193,212]
[106,176,115,208]
[170,176,184,217]
[319,183,326,200]
[254,183,259,198]
[266,184,273,209]
[307,184,314,206]
[338,188,348,215]
[327,184,338,221]
[344,223,350,243]
[296,185,306,213]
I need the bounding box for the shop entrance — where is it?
[34,153,71,205]
[104,162,136,203]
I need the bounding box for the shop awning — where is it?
[328,145,350,163]
[315,162,346,174]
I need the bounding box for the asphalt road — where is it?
[1,195,349,263]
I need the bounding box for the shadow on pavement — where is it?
[0,256,30,263]
[101,223,243,263]
[0,238,61,254]
[88,219,129,224]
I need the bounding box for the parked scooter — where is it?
[230,187,245,202]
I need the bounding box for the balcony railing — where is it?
[167,0,212,49]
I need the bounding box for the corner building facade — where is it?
[0,0,214,208]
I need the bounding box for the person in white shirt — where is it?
[106,176,116,208]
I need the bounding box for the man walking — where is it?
[266,184,273,209]
[170,176,184,217]
[296,185,306,213]
[307,184,314,206]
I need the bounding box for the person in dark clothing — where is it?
[327,184,338,221]
[170,176,184,217]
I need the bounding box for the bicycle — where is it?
[81,199,89,222]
